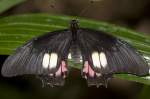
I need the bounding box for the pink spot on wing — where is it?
[55,65,61,77]
[55,61,67,77]
[83,61,89,73]
[61,61,67,72]
[83,61,95,77]
[88,64,95,77]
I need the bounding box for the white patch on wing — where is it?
[80,55,83,62]
[92,52,101,68]
[96,73,101,77]
[68,53,72,59]
[144,56,150,60]
[49,53,58,69]
[99,52,107,68]
[144,55,150,66]
[42,53,50,69]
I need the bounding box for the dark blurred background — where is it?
[0,0,150,99]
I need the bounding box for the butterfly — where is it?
[1,20,149,87]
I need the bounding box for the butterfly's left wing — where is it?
[77,28,149,86]
[1,30,72,86]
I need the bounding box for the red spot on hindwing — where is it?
[83,61,95,78]
[55,61,67,78]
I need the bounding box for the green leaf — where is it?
[0,14,150,85]
[0,0,26,13]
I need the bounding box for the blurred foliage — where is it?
[0,0,26,13]
[0,14,150,85]
[139,85,150,99]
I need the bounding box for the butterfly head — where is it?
[70,20,79,41]
[70,19,79,26]
[70,20,79,31]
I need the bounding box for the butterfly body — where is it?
[1,20,149,87]
[69,43,82,63]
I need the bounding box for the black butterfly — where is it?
[1,20,149,87]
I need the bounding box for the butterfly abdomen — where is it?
[69,43,82,63]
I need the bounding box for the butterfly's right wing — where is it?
[77,28,149,86]
[1,30,72,86]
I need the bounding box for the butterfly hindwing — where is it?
[78,28,149,86]
[1,30,72,86]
